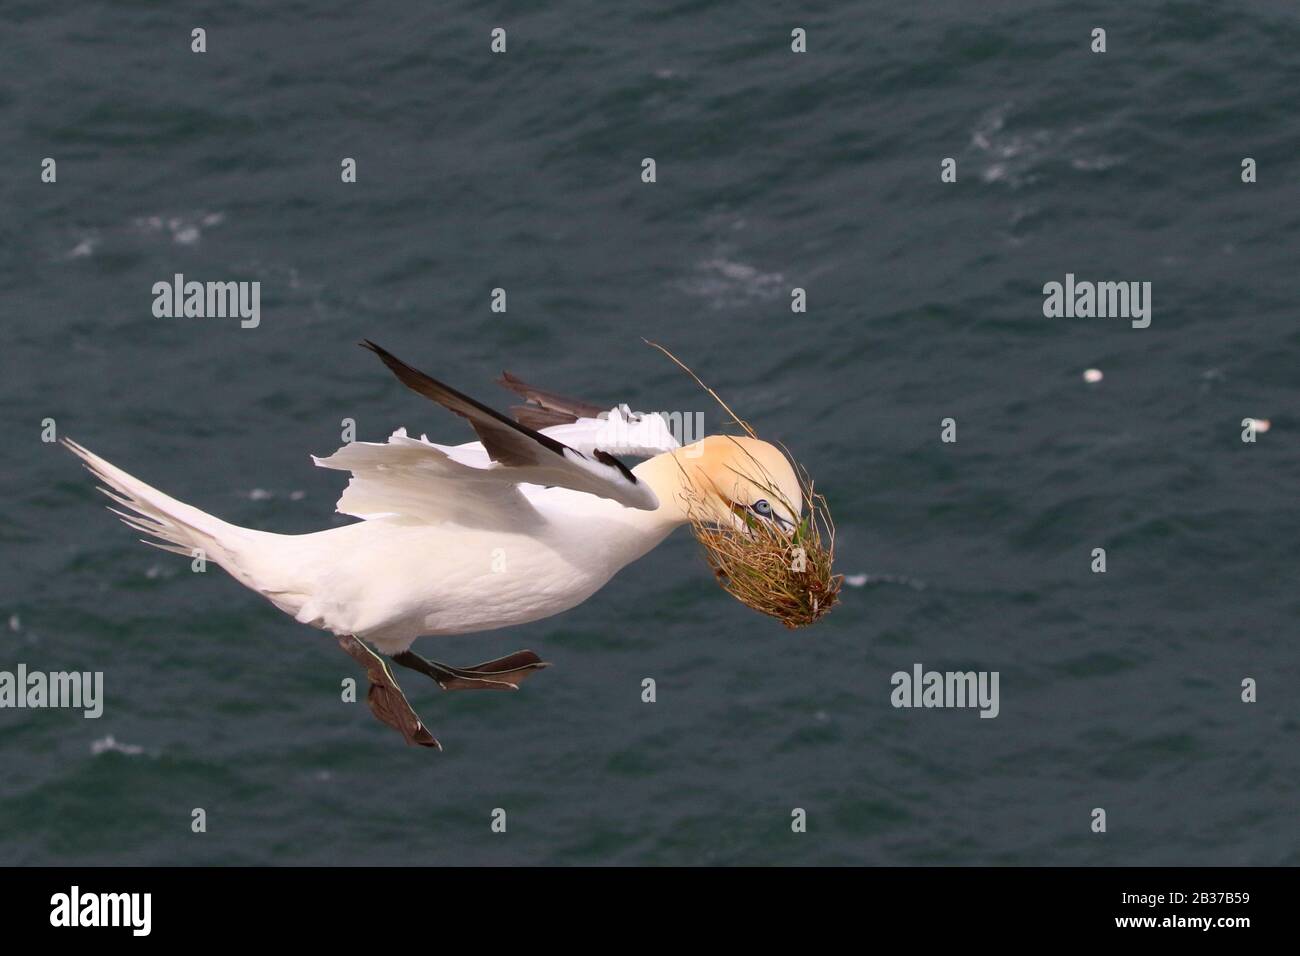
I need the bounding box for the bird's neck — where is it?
[633,449,701,528]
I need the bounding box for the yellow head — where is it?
[666,435,804,530]
[640,434,839,628]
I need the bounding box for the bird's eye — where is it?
[752,499,772,517]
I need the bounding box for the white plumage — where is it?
[66,409,686,653]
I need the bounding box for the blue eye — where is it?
[752,499,772,516]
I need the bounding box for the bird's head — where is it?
[655,435,841,628]
[672,436,804,531]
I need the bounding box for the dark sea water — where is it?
[1,1,1297,866]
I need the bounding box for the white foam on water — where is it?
[90,735,145,757]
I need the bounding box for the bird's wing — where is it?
[499,370,683,459]
[498,370,607,430]
[312,429,542,528]
[320,343,659,526]
[538,407,681,459]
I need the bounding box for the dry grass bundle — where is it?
[683,457,842,628]
[644,340,842,629]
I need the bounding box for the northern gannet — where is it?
[66,342,810,749]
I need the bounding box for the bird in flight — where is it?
[66,342,834,748]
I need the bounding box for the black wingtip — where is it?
[360,339,405,371]
[497,370,525,394]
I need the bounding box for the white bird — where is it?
[65,342,806,748]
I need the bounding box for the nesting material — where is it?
[644,339,842,629]
[683,457,842,629]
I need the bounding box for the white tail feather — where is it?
[63,438,299,603]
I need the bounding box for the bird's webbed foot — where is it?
[392,648,550,691]
[337,635,441,749]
